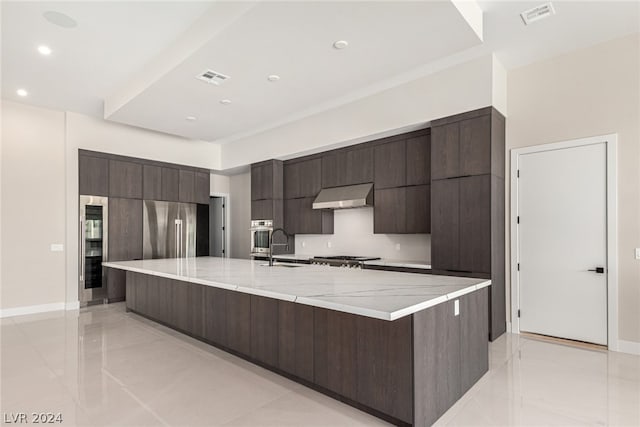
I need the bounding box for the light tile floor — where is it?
[1,303,638,426]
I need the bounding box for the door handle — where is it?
[588,267,605,274]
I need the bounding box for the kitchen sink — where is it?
[259,263,303,268]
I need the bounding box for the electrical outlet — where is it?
[454,299,460,316]
[302,241,306,248]
[327,241,332,248]
[50,244,64,252]
[395,243,401,251]
[636,248,640,260]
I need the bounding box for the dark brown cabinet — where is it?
[251,199,274,221]
[178,169,195,203]
[161,167,179,201]
[374,140,406,189]
[108,198,142,261]
[356,316,413,423]
[143,164,162,200]
[250,295,279,367]
[251,160,283,201]
[109,160,142,199]
[226,292,251,355]
[406,185,431,234]
[284,158,321,199]
[431,122,460,180]
[172,280,204,337]
[431,179,460,271]
[406,134,431,186]
[374,187,406,234]
[322,145,373,188]
[460,287,489,392]
[195,171,210,205]
[203,286,227,347]
[79,155,109,196]
[107,269,126,303]
[278,301,314,382]
[284,197,333,235]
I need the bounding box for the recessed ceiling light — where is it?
[43,11,77,29]
[520,2,556,25]
[220,99,232,105]
[267,75,280,82]
[17,89,28,97]
[333,40,349,50]
[37,45,52,56]
[185,116,197,121]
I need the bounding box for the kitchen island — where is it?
[104,257,490,426]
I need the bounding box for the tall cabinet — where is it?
[430,107,505,340]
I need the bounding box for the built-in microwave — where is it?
[250,219,273,257]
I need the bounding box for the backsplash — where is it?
[293,208,430,262]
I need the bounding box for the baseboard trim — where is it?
[65,301,80,310]
[617,339,640,355]
[0,302,65,318]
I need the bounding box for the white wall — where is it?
[210,173,230,195]
[294,208,430,262]
[507,34,640,345]
[221,55,495,169]
[228,172,251,259]
[0,101,222,311]
[1,102,66,311]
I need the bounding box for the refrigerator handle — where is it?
[175,219,184,258]
[79,217,86,282]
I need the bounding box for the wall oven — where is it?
[250,219,273,257]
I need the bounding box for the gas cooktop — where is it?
[310,255,380,268]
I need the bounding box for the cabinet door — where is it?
[203,286,227,347]
[79,155,109,196]
[251,199,273,220]
[406,184,430,233]
[108,198,142,261]
[161,167,179,201]
[284,162,300,199]
[178,169,195,203]
[284,198,300,234]
[374,187,406,234]
[459,175,491,273]
[109,160,142,199]
[460,287,489,393]
[313,308,358,400]
[226,292,251,355]
[143,165,162,200]
[107,268,126,302]
[278,301,314,382]
[345,145,373,185]
[431,122,459,180]
[413,300,461,427]
[459,114,491,177]
[250,295,279,367]
[356,316,413,423]
[299,158,322,198]
[406,134,431,186]
[374,140,406,189]
[195,171,210,205]
[285,197,332,235]
[321,151,343,188]
[251,163,273,201]
[431,179,459,271]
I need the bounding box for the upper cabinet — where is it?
[78,150,209,204]
[431,107,504,180]
[406,134,431,186]
[109,160,142,199]
[374,140,406,189]
[79,155,109,196]
[322,145,373,188]
[251,160,283,201]
[284,158,322,199]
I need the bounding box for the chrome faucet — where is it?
[269,228,290,266]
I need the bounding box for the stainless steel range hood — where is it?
[312,183,373,209]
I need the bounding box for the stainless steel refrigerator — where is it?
[143,201,197,259]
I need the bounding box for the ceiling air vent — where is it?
[520,2,555,25]
[196,69,230,86]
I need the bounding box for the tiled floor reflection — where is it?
[1,303,639,426]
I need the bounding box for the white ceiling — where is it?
[2,1,638,143]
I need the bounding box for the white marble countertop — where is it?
[362,259,432,270]
[271,254,311,261]
[103,257,489,321]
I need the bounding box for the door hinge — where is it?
[517,216,520,224]
[517,263,520,271]
[518,309,521,318]
[517,169,520,178]
[222,226,225,231]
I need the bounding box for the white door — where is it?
[517,142,607,345]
